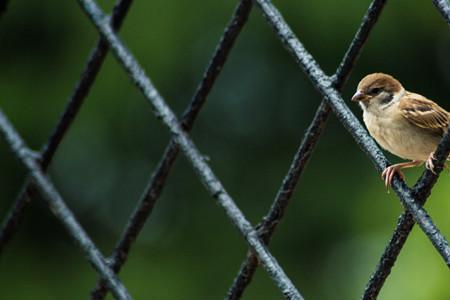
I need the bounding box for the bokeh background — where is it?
[1,0,450,299]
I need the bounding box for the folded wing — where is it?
[399,92,449,136]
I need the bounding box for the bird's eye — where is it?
[370,87,381,95]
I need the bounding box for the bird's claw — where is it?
[381,166,404,188]
[425,152,437,174]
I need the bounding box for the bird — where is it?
[351,73,449,187]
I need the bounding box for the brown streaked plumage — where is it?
[352,73,449,187]
[399,95,449,133]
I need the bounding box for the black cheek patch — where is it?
[380,93,393,105]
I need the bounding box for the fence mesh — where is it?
[1,0,450,299]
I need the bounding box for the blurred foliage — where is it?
[1,0,450,299]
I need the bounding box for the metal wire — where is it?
[361,127,450,300]
[89,1,253,299]
[76,0,304,299]
[0,110,133,300]
[363,3,450,298]
[434,0,450,27]
[0,0,134,254]
[0,1,449,299]
[226,1,387,299]
[254,0,450,266]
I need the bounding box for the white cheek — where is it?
[393,89,405,102]
[359,102,367,110]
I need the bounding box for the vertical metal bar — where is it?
[0,0,133,254]
[89,1,253,299]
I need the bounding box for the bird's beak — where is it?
[351,90,368,102]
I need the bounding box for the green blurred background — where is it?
[1,0,450,299]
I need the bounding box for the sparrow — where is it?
[351,73,449,187]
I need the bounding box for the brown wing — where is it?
[399,92,449,135]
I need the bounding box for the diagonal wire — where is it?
[77,0,304,299]
[0,0,133,254]
[226,101,329,300]
[254,0,450,265]
[0,109,133,300]
[361,2,450,299]
[361,127,450,300]
[225,1,387,299]
[89,1,253,299]
[1,0,446,299]
[434,0,450,26]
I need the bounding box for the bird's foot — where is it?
[381,166,405,187]
[425,152,437,174]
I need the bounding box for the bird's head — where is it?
[352,73,404,111]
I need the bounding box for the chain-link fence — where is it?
[1,0,450,299]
